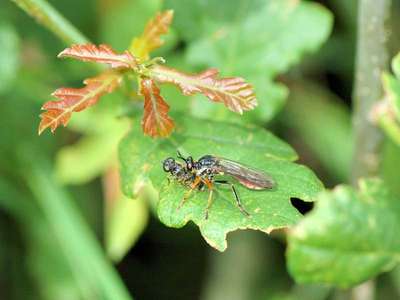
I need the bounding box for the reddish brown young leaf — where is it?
[129,10,174,61]
[58,44,138,69]
[38,72,121,135]
[150,65,257,114]
[140,78,174,137]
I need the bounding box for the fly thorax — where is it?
[196,167,208,176]
[172,165,183,177]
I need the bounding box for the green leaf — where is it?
[166,0,333,122]
[55,93,130,184]
[56,134,118,184]
[0,22,19,94]
[381,139,400,197]
[119,116,323,251]
[164,0,265,42]
[392,52,400,79]
[382,72,400,123]
[56,119,129,184]
[106,195,149,262]
[376,55,400,147]
[287,178,400,288]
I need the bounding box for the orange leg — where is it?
[203,179,214,220]
[177,176,202,210]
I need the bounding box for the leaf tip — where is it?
[38,114,53,135]
[37,124,45,135]
[57,47,68,58]
[165,9,174,18]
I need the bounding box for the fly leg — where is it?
[214,180,250,217]
[203,178,214,220]
[177,176,201,210]
[205,189,213,220]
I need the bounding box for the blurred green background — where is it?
[1,0,400,299]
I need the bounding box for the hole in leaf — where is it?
[290,198,313,215]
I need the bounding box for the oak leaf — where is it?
[140,78,174,137]
[130,10,174,61]
[38,72,121,134]
[58,44,138,69]
[150,65,257,113]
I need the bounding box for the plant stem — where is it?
[200,232,265,300]
[351,0,391,183]
[11,0,89,45]
[25,158,132,300]
[351,0,391,299]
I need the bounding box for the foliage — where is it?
[39,70,122,134]
[4,0,400,299]
[150,65,257,113]
[129,10,174,61]
[287,179,400,287]
[26,158,132,299]
[140,77,175,137]
[34,2,330,254]
[115,0,331,251]
[281,81,353,182]
[103,165,149,262]
[119,116,323,250]
[166,0,333,122]
[373,52,400,146]
[38,10,257,137]
[0,22,19,94]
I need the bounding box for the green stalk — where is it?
[351,0,391,182]
[11,0,89,45]
[25,158,132,300]
[201,232,265,300]
[351,0,391,299]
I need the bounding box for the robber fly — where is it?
[162,151,274,219]
[162,156,196,188]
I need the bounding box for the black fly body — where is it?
[162,151,274,219]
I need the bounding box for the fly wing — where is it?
[216,158,274,190]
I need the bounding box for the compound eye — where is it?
[162,157,175,172]
[162,162,170,172]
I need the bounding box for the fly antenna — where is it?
[177,150,186,161]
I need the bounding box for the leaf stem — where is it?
[11,0,89,45]
[351,0,391,299]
